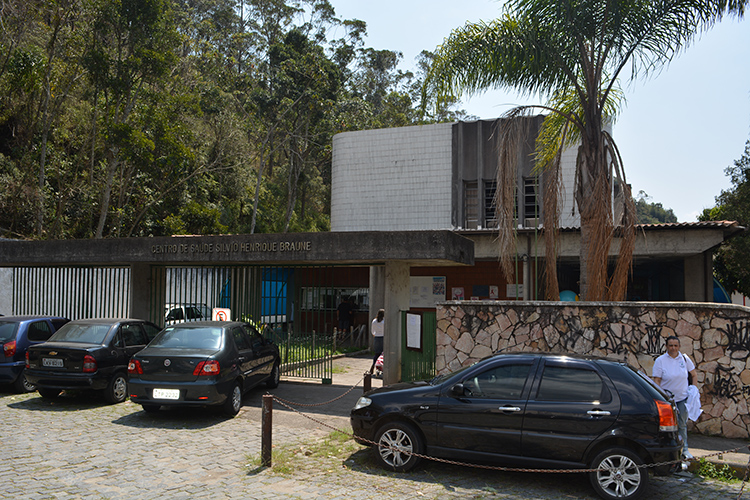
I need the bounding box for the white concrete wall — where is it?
[0,268,12,315]
[331,123,454,231]
[558,145,580,227]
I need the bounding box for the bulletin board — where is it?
[409,276,446,308]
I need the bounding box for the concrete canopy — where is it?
[0,230,475,267]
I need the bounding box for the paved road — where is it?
[0,356,744,499]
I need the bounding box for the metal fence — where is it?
[12,266,130,319]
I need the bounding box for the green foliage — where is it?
[700,141,750,296]
[635,191,678,224]
[0,0,454,240]
[696,458,739,483]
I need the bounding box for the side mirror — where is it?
[450,383,466,397]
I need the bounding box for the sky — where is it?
[328,0,750,222]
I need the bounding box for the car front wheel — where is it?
[222,382,242,417]
[104,374,128,404]
[589,447,649,500]
[374,422,422,472]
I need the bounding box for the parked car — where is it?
[351,352,680,500]
[127,321,281,417]
[25,318,161,403]
[0,315,70,392]
[164,303,211,325]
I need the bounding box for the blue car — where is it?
[0,315,70,392]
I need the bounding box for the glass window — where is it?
[462,363,532,399]
[143,323,161,341]
[535,366,610,402]
[0,321,19,342]
[28,321,53,342]
[121,324,147,346]
[232,327,251,351]
[151,327,222,349]
[50,323,111,344]
[464,181,478,228]
[484,180,498,228]
[523,177,540,222]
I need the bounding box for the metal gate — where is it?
[400,311,437,382]
[150,265,368,383]
[11,266,131,318]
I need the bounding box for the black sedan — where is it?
[127,321,281,417]
[25,318,161,403]
[351,352,681,500]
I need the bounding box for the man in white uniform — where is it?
[653,335,697,459]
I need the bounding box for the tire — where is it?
[104,373,128,404]
[38,387,61,399]
[13,370,35,393]
[373,422,423,472]
[222,382,242,417]
[589,447,649,500]
[141,404,160,413]
[266,363,280,389]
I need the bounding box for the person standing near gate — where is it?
[369,309,385,374]
[653,335,698,459]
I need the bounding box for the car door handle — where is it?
[499,406,522,412]
[587,410,611,416]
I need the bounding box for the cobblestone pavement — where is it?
[0,361,746,500]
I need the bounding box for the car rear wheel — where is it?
[141,404,160,413]
[38,387,61,399]
[589,447,649,500]
[13,370,35,393]
[266,363,280,389]
[374,422,422,472]
[222,382,242,417]
[104,373,128,404]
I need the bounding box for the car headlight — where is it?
[353,396,372,410]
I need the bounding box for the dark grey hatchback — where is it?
[351,352,680,500]
[127,321,280,417]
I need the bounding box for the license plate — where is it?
[152,388,180,400]
[42,358,64,368]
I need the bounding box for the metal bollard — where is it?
[262,394,273,467]
[363,372,372,393]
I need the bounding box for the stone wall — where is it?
[436,301,750,439]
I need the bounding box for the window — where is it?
[121,324,148,346]
[462,363,532,399]
[464,181,478,228]
[232,327,251,351]
[484,180,498,228]
[535,366,610,402]
[523,177,540,222]
[28,321,53,342]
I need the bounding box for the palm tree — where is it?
[424,0,747,301]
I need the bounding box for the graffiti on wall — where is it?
[722,320,750,357]
[709,365,750,403]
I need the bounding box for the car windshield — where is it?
[0,321,19,342]
[430,361,477,385]
[150,327,222,349]
[49,323,111,344]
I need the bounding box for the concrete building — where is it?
[331,117,742,302]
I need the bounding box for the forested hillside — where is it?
[0,0,466,239]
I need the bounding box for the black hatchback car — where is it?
[351,352,680,500]
[25,318,161,403]
[127,321,281,416]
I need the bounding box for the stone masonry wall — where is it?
[436,301,750,439]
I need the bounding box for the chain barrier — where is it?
[267,379,750,496]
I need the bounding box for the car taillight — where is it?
[82,354,97,373]
[128,359,143,375]
[656,399,678,431]
[3,340,17,357]
[25,351,30,367]
[193,360,220,376]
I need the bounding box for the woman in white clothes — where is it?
[369,309,384,374]
[652,335,698,459]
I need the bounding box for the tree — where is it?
[424,0,747,301]
[700,140,750,296]
[635,191,678,224]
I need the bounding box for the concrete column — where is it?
[684,255,706,302]
[130,263,153,321]
[383,261,410,385]
[368,265,386,349]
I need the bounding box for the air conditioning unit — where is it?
[524,217,540,228]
